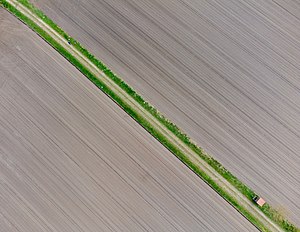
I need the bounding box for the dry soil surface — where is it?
[34,0,300,225]
[0,9,257,232]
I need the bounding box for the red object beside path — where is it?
[256,198,266,207]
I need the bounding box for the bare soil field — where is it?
[0,9,257,231]
[34,0,300,225]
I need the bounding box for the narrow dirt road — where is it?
[4,0,283,231]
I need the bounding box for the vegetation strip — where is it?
[1,0,298,231]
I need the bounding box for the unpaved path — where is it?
[4,0,283,231]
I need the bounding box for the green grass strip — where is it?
[2,1,299,231]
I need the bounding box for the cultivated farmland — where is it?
[35,0,300,225]
[0,9,257,231]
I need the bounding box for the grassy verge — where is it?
[1,0,298,231]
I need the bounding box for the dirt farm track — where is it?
[0,8,257,231]
[33,0,300,225]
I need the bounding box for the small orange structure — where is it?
[253,195,266,207]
